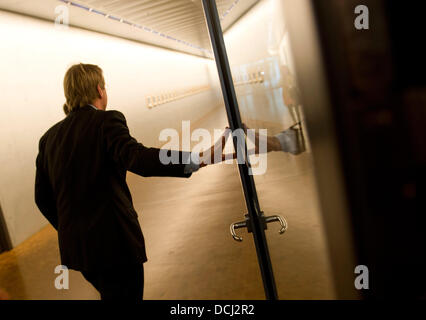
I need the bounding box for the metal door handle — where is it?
[230,221,247,242]
[230,213,288,242]
[264,215,288,234]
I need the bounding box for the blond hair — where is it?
[63,63,105,115]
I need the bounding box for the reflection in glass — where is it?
[223,0,335,299]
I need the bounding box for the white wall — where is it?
[0,10,222,247]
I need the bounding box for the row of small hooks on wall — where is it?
[233,71,265,86]
[144,69,264,109]
[146,85,211,109]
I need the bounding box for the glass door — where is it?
[202,0,336,299]
[203,0,279,299]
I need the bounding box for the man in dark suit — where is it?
[35,63,228,300]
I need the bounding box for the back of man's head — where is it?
[63,63,105,115]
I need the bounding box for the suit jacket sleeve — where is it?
[35,137,58,230]
[102,110,192,178]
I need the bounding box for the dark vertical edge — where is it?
[0,203,12,253]
[201,0,278,300]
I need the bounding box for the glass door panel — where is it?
[209,0,336,299]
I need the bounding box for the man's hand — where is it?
[199,127,234,167]
[196,123,285,168]
[242,123,282,154]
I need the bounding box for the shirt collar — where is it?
[88,104,98,110]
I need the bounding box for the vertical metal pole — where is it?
[201,0,278,300]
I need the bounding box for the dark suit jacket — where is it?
[35,105,192,273]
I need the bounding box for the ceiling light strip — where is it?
[57,0,211,53]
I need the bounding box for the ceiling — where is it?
[0,0,259,58]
